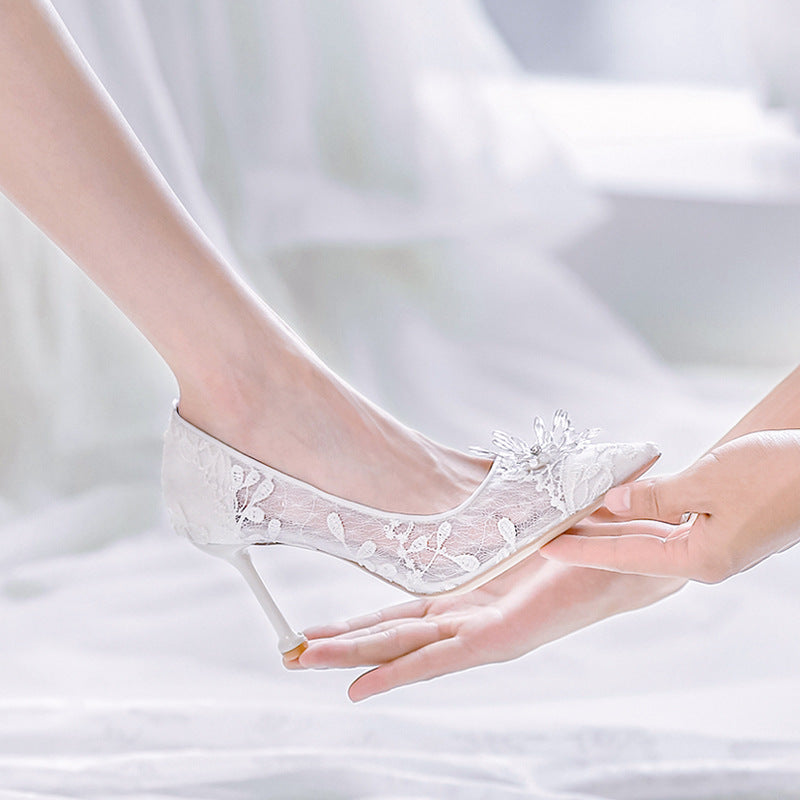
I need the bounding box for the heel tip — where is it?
[281,641,308,662]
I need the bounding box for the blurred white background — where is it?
[1,2,800,798]
[484,0,800,369]
[483,0,752,83]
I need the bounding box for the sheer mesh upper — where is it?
[161,402,658,595]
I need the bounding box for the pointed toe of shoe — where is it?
[558,440,660,516]
[599,440,660,486]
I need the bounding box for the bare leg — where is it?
[0,0,491,513]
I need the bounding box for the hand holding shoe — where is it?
[540,430,800,583]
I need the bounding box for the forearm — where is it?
[0,0,302,391]
[711,365,800,449]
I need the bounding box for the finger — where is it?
[334,618,419,641]
[283,655,307,670]
[570,517,686,539]
[331,607,473,642]
[603,471,702,524]
[539,529,693,578]
[302,598,430,639]
[583,505,627,523]
[329,613,458,641]
[348,637,471,702]
[300,618,458,669]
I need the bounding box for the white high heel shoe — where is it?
[161,400,658,660]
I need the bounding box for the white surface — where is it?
[526,78,800,202]
[524,79,800,368]
[560,192,800,368]
[1,2,798,798]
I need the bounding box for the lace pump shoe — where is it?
[161,402,659,658]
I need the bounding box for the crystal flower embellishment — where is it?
[468,409,599,482]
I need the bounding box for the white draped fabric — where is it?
[0,1,798,797]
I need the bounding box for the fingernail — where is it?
[605,485,631,514]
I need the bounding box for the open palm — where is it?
[289,513,686,701]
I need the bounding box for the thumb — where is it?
[604,473,693,523]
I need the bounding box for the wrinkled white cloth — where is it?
[0,1,798,798]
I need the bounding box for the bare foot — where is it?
[176,345,493,515]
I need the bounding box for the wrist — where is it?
[712,364,800,450]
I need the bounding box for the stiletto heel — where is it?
[194,542,308,659]
[162,398,660,648]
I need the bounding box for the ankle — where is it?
[173,300,318,410]
[176,348,316,428]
